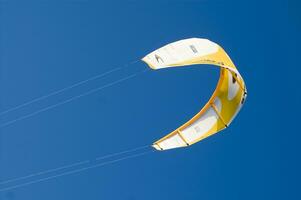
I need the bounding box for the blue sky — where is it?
[1,0,300,199]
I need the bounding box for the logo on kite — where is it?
[189,45,198,53]
[155,54,164,63]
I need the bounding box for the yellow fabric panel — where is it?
[217,69,245,124]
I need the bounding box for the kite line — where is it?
[0,65,149,128]
[0,58,155,192]
[0,145,154,192]
[0,60,138,117]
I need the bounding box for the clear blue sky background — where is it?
[1,0,300,199]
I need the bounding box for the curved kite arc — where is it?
[142,38,247,151]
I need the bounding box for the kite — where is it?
[142,38,247,151]
[0,38,248,191]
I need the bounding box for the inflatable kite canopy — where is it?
[142,38,247,151]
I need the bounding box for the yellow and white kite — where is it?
[142,38,247,151]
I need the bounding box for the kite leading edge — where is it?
[142,38,247,151]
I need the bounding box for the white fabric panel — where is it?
[228,90,247,125]
[142,38,219,69]
[158,134,186,150]
[180,107,219,144]
[214,97,222,112]
[227,71,240,100]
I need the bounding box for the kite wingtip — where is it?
[152,144,163,151]
[141,57,157,70]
